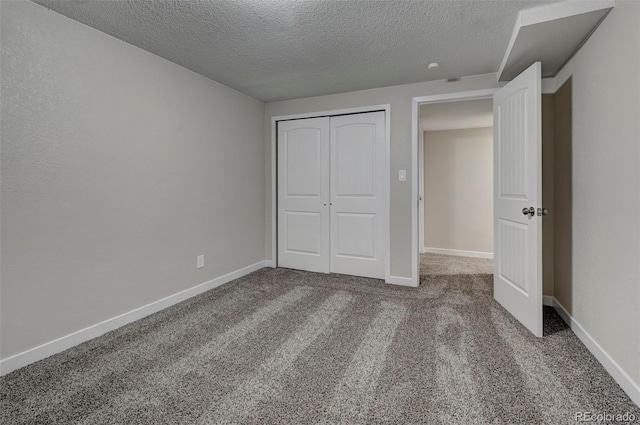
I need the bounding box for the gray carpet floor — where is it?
[420,252,493,279]
[1,267,638,424]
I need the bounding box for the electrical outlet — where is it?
[197,255,204,269]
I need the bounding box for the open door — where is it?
[493,62,543,337]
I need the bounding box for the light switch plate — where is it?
[399,170,406,181]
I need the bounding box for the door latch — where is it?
[537,207,549,216]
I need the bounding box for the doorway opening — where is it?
[411,77,573,338]
[418,98,494,282]
[411,89,497,287]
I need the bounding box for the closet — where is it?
[277,111,387,279]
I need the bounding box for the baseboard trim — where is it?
[547,296,640,407]
[423,247,494,259]
[542,295,555,306]
[0,260,271,376]
[386,275,418,287]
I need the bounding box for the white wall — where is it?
[0,1,265,360]
[553,0,640,389]
[423,128,493,254]
[265,75,501,279]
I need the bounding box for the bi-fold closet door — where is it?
[277,111,386,279]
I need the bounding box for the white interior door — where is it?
[330,112,386,279]
[278,117,330,273]
[493,61,543,337]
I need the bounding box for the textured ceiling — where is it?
[420,99,493,131]
[32,0,563,102]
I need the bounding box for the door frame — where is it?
[270,104,391,282]
[418,122,425,255]
[411,89,498,286]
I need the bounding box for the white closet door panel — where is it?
[278,118,330,273]
[330,112,386,279]
[285,211,323,255]
[283,128,322,197]
[335,213,376,259]
[334,124,376,197]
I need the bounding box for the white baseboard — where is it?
[542,295,555,306]
[386,275,418,287]
[264,260,275,268]
[0,260,271,376]
[423,247,494,259]
[547,297,640,407]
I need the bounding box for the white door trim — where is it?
[411,89,498,287]
[271,104,391,283]
[418,123,425,254]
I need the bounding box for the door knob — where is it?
[537,207,549,216]
[522,207,535,217]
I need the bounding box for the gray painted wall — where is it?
[554,1,640,386]
[423,127,493,254]
[265,74,500,279]
[0,1,265,359]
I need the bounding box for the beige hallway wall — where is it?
[423,127,493,254]
[552,79,572,312]
[542,94,555,297]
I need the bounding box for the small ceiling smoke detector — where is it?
[427,62,440,70]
